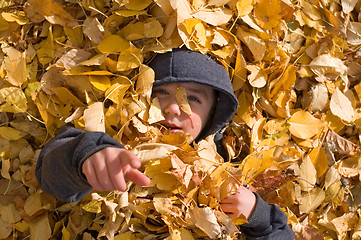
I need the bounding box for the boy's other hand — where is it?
[82,148,150,192]
[220,186,257,220]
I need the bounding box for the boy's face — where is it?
[152,82,215,142]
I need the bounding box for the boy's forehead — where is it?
[154,82,213,92]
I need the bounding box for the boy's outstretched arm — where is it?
[82,148,150,192]
[36,124,149,202]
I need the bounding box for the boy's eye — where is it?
[152,89,168,96]
[187,95,201,103]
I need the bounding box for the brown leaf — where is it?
[325,129,361,155]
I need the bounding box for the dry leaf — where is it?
[83,102,105,132]
[288,110,326,139]
[176,86,192,116]
[330,88,354,123]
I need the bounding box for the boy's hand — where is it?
[82,147,150,192]
[220,186,257,220]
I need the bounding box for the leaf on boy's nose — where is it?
[176,86,192,116]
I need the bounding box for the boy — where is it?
[36,48,294,239]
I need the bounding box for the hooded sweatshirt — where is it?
[36,48,294,239]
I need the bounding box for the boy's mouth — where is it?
[161,123,183,133]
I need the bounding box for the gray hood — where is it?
[148,48,238,140]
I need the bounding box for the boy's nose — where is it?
[164,100,182,116]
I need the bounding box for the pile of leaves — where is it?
[1,0,361,239]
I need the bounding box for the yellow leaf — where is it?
[331,212,358,236]
[153,194,182,217]
[125,0,153,10]
[309,54,347,77]
[51,87,85,107]
[299,156,317,191]
[337,157,361,178]
[0,17,9,32]
[270,64,297,98]
[239,148,276,184]
[232,214,248,225]
[152,173,179,190]
[29,215,51,240]
[231,50,247,91]
[288,110,326,139]
[136,64,155,97]
[82,200,102,214]
[0,203,21,224]
[234,91,256,128]
[114,231,136,240]
[246,64,267,88]
[144,18,164,38]
[105,79,131,105]
[188,206,221,239]
[308,145,329,178]
[1,11,28,25]
[148,97,165,124]
[62,226,70,240]
[2,46,26,87]
[0,87,27,113]
[14,221,29,232]
[299,0,321,20]
[254,0,282,30]
[169,228,195,240]
[250,117,266,150]
[236,27,266,61]
[64,67,113,75]
[80,54,108,66]
[236,0,254,17]
[89,75,111,91]
[0,218,12,239]
[35,27,56,66]
[144,157,173,178]
[0,127,26,140]
[116,46,143,71]
[83,102,105,132]
[119,22,145,41]
[330,88,354,123]
[38,92,62,117]
[192,7,233,26]
[133,143,177,164]
[24,192,45,216]
[97,35,130,54]
[0,159,10,179]
[64,26,84,47]
[298,187,325,214]
[324,110,344,133]
[171,155,193,188]
[176,86,192,116]
[114,9,147,17]
[24,0,78,27]
[132,116,148,133]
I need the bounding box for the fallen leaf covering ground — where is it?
[1,0,361,239]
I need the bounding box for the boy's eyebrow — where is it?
[186,87,211,98]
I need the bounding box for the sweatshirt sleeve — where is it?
[239,193,295,240]
[35,124,124,202]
